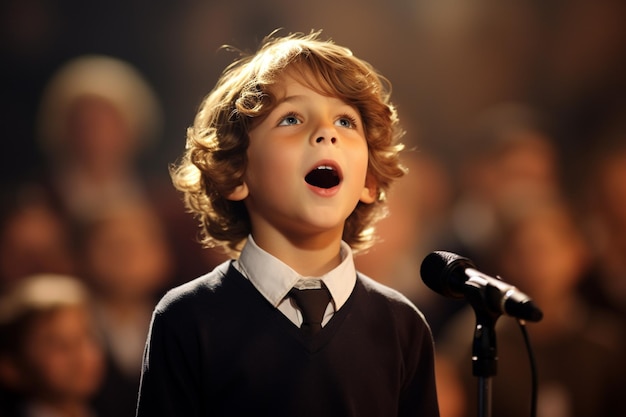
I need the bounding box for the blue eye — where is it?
[336,114,358,129]
[278,113,301,126]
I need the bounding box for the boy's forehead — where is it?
[268,70,307,95]
[265,66,341,102]
[268,65,312,88]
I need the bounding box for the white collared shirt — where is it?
[233,235,356,327]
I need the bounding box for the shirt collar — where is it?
[235,235,356,310]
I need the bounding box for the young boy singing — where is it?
[136,31,440,417]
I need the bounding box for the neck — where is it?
[251,229,343,276]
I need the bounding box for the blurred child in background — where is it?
[0,274,105,417]
[75,200,173,417]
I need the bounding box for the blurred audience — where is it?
[413,103,562,336]
[0,274,105,417]
[75,200,174,417]
[0,51,232,417]
[435,195,626,417]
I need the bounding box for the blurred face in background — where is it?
[19,305,104,402]
[65,95,136,168]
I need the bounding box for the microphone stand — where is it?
[466,282,502,417]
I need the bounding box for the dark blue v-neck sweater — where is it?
[136,261,439,417]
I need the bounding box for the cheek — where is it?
[350,146,371,183]
[246,143,301,189]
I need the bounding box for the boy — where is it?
[136,31,440,417]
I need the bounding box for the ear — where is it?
[226,182,249,201]
[359,175,377,204]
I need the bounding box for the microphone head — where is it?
[420,251,475,299]
[505,298,544,322]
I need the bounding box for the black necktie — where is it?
[289,284,331,335]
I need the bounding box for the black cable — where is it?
[517,320,538,417]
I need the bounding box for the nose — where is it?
[315,136,337,144]
[311,120,338,145]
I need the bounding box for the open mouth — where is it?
[305,165,341,189]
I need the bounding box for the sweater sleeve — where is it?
[135,297,203,417]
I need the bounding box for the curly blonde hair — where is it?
[171,31,406,256]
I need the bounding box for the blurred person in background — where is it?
[35,54,225,289]
[418,103,561,337]
[74,200,173,417]
[435,195,626,417]
[0,274,105,417]
[446,103,561,270]
[579,113,626,325]
[0,184,76,294]
[36,55,162,219]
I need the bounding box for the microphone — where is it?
[420,251,543,322]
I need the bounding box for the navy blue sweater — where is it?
[136,261,439,417]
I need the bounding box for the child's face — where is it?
[229,70,376,242]
[20,306,104,401]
